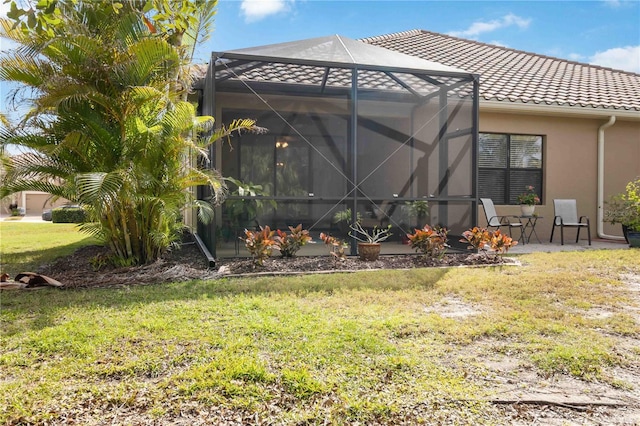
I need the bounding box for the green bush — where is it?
[52,207,86,223]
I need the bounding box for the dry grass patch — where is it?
[1,243,639,424]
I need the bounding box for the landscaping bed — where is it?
[31,237,510,288]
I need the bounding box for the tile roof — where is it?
[361,29,640,113]
[212,60,467,98]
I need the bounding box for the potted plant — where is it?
[402,200,429,228]
[517,185,540,216]
[605,177,640,247]
[332,208,361,235]
[224,177,277,229]
[348,221,392,261]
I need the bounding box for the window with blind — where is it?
[478,133,543,205]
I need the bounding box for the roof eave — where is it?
[480,100,640,121]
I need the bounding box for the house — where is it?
[362,29,640,241]
[0,154,70,217]
[196,30,640,257]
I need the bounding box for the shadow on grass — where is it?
[1,237,98,274]
[1,267,451,333]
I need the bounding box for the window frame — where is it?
[478,132,544,205]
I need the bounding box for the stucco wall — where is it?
[478,111,640,241]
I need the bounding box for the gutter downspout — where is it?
[597,115,625,240]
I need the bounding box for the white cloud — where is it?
[448,13,531,38]
[603,0,621,7]
[240,0,294,23]
[602,0,636,8]
[0,1,10,18]
[488,40,509,48]
[567,53,586,62]
[590,45,640,73]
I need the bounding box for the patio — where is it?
[3,213,629,259]
[217,230,629,258]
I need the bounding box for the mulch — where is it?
[2,233,512,290]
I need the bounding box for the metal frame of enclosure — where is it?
[198,35,480,258]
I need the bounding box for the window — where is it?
[478,133,543,205]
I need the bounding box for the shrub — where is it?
[489,230,518,255]
[460,227,491,252]
[407,225,448,258]
[319,233,347,262]
[460,227,517,258]
[605,176,640,232]
[52,206,86,223]
[274,224,312,257]
[243,226,277,266]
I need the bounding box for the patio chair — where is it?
[550,199,591,245]
[480,198,524,243]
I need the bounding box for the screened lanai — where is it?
[197,35,480,257]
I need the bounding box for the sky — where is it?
[1,0,639,124]
[195,0,640,73]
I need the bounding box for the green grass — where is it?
[0,222,98,274]
[1,222,639,424]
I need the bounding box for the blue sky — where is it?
[197,0,640,73]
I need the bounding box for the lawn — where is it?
[1,223,639,424]
[0,221,98,274]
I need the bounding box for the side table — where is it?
[518,215,543,244]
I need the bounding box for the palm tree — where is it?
[0,2,258,264]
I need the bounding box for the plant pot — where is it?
[620,224,632,244]
[520,205,535,216]
[627,230,640,248]
[357,242,381,261]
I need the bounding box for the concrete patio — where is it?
[507,238,629,254]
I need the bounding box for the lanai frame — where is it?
[197,35,480,257]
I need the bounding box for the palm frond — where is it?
[161,101,196,137]
[182,0,218,61]
[75,172,124,204]
[193,199,215,224]
[77,221,107,241]
[0,178,68,199]
[191,167,228,205]
[206,118,264,147]
[122,38,180,86]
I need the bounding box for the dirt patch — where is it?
[423,295,482,318]
[474,340,640,425]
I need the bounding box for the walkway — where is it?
[508,239,628,254]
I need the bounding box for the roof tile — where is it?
[362,29,640,111]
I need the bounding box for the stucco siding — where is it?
[478,111,640,240]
